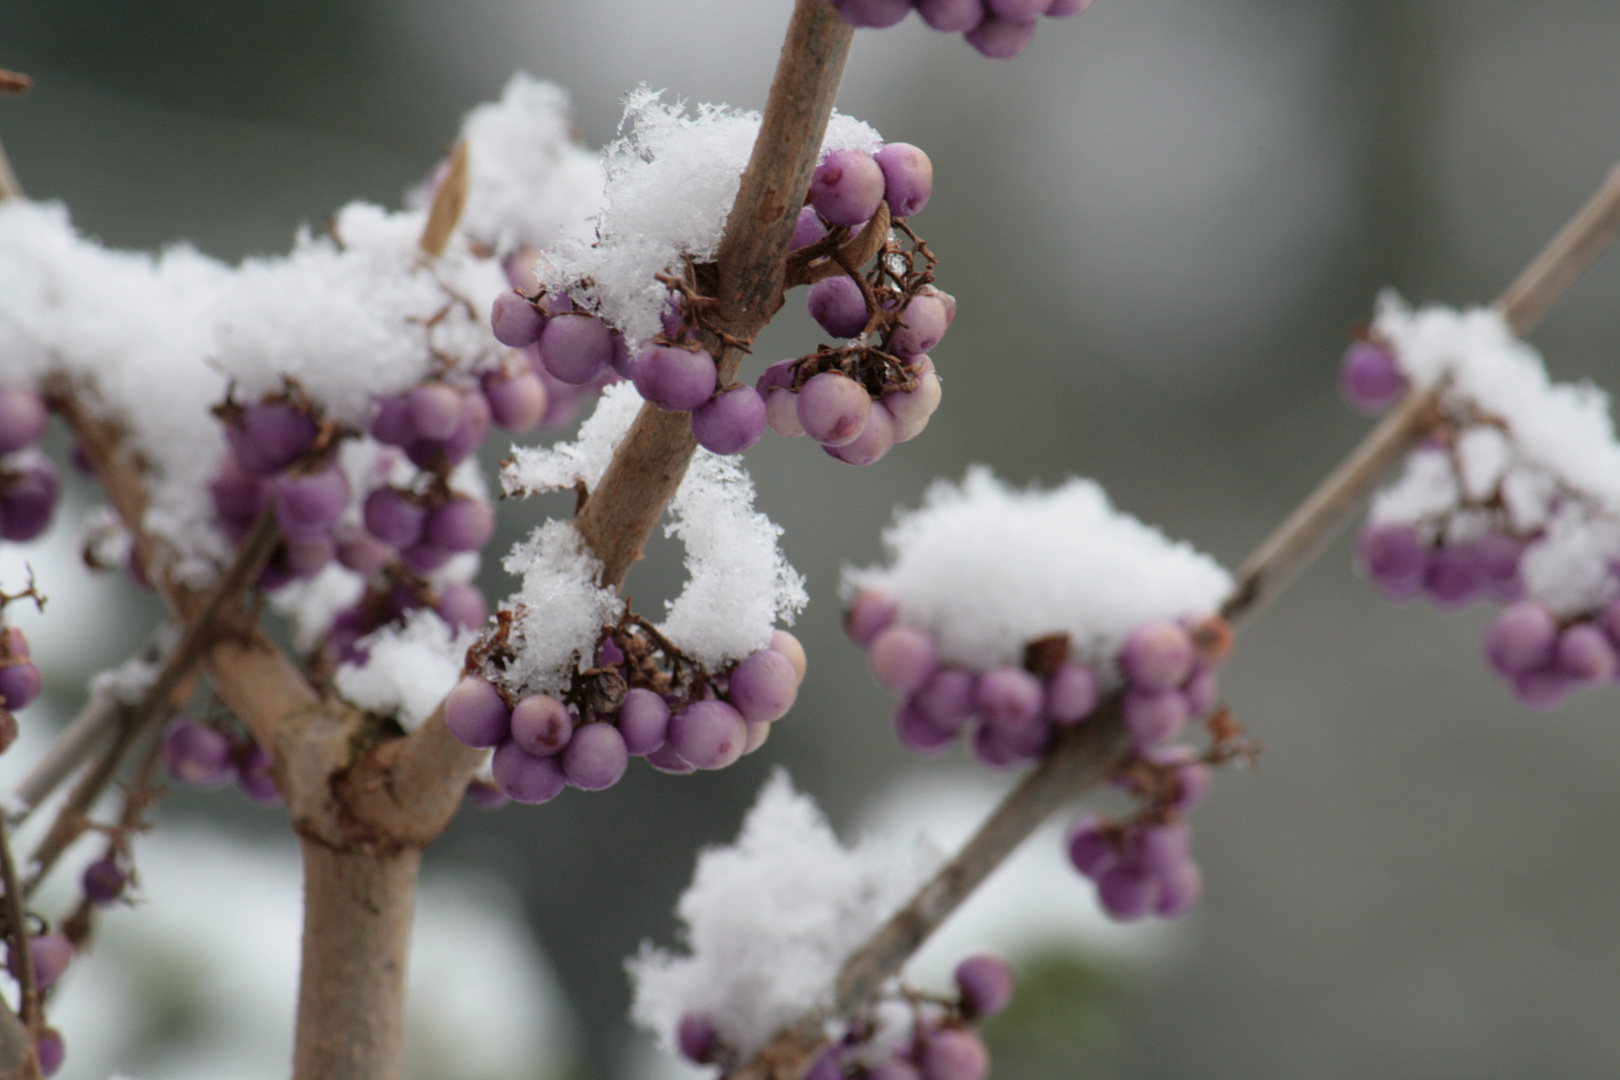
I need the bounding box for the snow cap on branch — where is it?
[628,770,940,1059]
[536,87,883,348]
[499,384,805,692]
[335,608,482,731]
[845,467,1231,674]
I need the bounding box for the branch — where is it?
[727,162,1620,1080]
[0,813,37,1030]
[8,684,124,826]
[574,0,854,589]
[417,140,470,259]
[1221,161,1620,627]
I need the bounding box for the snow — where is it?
[843,467,1232,675]
[496,518,625,696]
[454,74,607,258]
[499,383,805,690]
[628,770,941,1060]
[335,609,481,731]
[1370,295,1620,614]
[536,87,883,349]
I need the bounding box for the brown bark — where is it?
[293,842,420,1080]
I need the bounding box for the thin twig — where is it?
[23,508,276,893]
[9,630,174,825]
[728,161,1620,1080]
[0,813,38,1029]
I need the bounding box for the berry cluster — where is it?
[0,624,42,717]
[160,718,281,805]
[448,619,807,804]
[1343,335,1620,710]
[849,589,1232,766]
[0,386,59,545]
[680,952,1011,1080]
[821,0,1091,59]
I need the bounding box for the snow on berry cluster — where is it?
[442,385,808,804]
[630,771,947,1067]
[843,468,1241,920]
[508,90,945,465]
[821,0,1091,59]
[1348,294,1620,709]
[844,468,1231,760]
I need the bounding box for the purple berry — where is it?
[914,667,977,731]
[274,467,349,541]
[491,291,544,348]
[1558,622,1616,685]
[811,150,887,226]
[399,541,453,574]
[435,390,493,467]
[617,688,671,756]
[0,388,47,455]
[916,0,987,32]
[161,720,233,787]
[491,740,568,804]
[896,700,958,754]
[408,384,464,442]
[1424,544,1484,608]
[226,402,319,477]
[826,399,896,466]
[1045,663,1098,723]
[0,461,59,542]
[692,385,768,455]
[955,953,1014,1017]
[12,934,72,991]
[1155,858,1204,918]
[1047,0,1090,13]
[1340,341,1407,413]
[1485,602,1559,676]
[835,0,914,28]
[369,396,414,446]
[538,314,615,386]
[82,859,127,905]
[886,370,943,443]
[807,275,870,338]
[1475,533,1524,599]
[920,1029,990,1080]
[965,16,1037,58]
[667,700,748,770]
[427,497,495,553]
[1119,621,1195,691]
[975,666,1044,733]
[1067,816,1118,878]
[511,694,574,756]
[869,625,937,693]
[970,718,1050,767]
[874,143,934,219]
[770,630,809,683]
[845,590,900,648]
[987,0,1049,19]
[889,294,948,356]
[646,742,696,774]
[1359,521,1429,599]
[483,368,548,432]
[790,206,829,251]
[797,372,872,447]
[465,778,509,810]
[633,344,719,412]
[0,662,42,711]
[35,1029,63,1078]
[1137,821,1192,876]
[236,744,281,805]
[562,722,628,790]
[1122,687,1189,746]
[729,648,800,723]
[678,1014,719,1065]
[444,677,512,749]
[1096,863,1158,921]
[758,362,806,439]
[433,582,488,633]
[1512,667,1571,710]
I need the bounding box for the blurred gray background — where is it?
[5,1,1620,1078]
